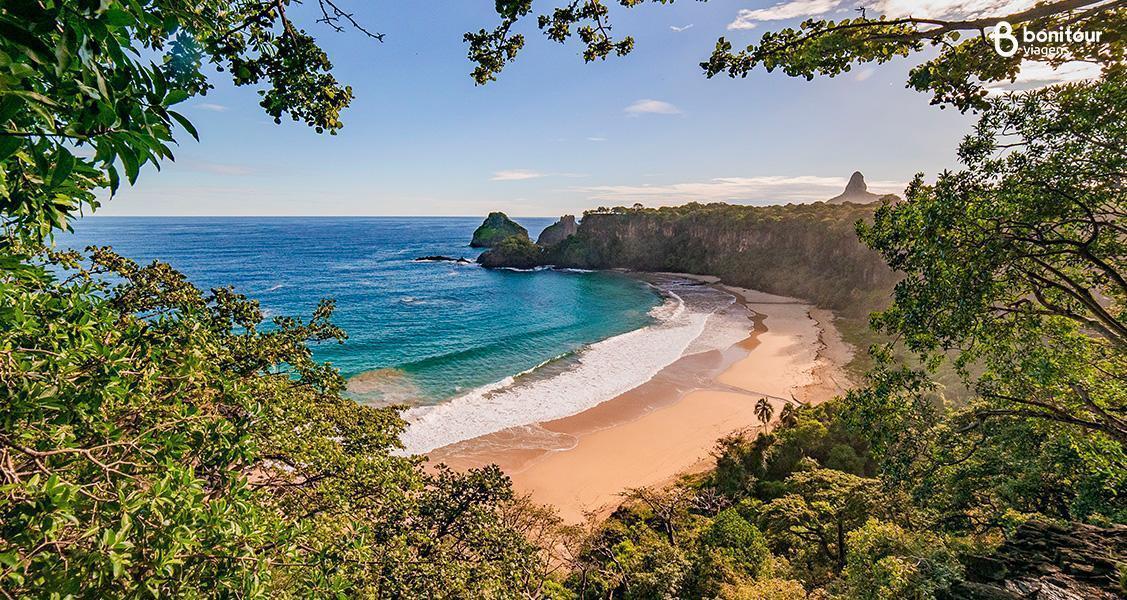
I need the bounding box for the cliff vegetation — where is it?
[481,201,898,317]
[471,212,530,248]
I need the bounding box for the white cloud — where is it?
[194,103,229,112]
[670,24,694,32]
[491,169,545,181]
[624,99,682,116]
[984,61,1102,94]
[587,136,607,142]
[573,175,905,205]
[855,68,875,81]
[871,0,1035,19]
[726,0,1034,30]
[727,0,841,29]
[491,170,588,182]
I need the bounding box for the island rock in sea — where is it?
[470,212,529,248]
[414,255,472,264]
[536,215,578,246]
[826,171,885,204]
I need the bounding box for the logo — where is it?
[989,19,1103,58]
[991,21,1019,58]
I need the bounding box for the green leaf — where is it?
[0,18,53,64]
[0,137,22,162]
[168,110,198,141]
[107,164,120,195]
[0,90,59,108]
[105,8,134,27]
[118,144,140,184]
[49,149,75,187]
[0,95,24,123]
[162,89,190,107]
[0,552,19,568]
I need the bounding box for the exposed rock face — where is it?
[470,212,529,248]
[536,215,579,246]
[827,171,885,204]
[474,203,898,314]
[948,520,1127,599]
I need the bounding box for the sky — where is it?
[98,0,1093,217]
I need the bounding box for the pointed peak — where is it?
[827,171,882,204]
[845,171,867,194]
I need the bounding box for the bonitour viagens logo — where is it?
[990,20,1104,58]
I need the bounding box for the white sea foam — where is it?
[497,265,553,272]
[685,304,753,356]
[399,286,733,454]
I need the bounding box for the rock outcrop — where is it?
[414,255,472,264]
[536,215,578,246]
[476,236,543,269]
[472,203,898,314]
[827,171,885,204]
[948,520,1127,599]
[470,212,529,248]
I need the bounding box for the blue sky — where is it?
[98,0,1065,217]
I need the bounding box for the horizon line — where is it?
[82,214,562,219]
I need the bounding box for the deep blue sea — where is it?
[59,217,663,407]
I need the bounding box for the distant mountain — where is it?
[827,171,885,204]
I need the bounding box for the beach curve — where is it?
[427,279,854,523]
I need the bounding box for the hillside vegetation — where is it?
[483,201,899,317]
[2,0,1123,596]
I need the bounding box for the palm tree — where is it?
[755,397,774,434]
[779,403,799,429]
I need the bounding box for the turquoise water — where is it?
[59,217,663,405]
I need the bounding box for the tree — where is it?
[468,0,1123,114]
[779,403,799,429]
[0,0,386,239]
[846,74,1126,526]
[619,485,694,547]
[0,246,542,596]
[694,509,772,596]
[702,0,1125,112]
[759,468,880,576]
[842,519,964,600]
[756,397,775,434]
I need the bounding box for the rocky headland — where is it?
[535,214,578,246]
[475,200,898,315]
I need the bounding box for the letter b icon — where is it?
[992,21,1018,57]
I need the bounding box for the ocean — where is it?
[59,217,746,453]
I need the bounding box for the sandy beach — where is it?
[428,279,854,523]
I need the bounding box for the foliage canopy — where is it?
[0,245,550,596]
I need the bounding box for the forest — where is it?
[1,0,1124,597]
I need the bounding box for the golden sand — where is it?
[427,284,853,523]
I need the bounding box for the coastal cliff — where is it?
[479,202,897,314]
[536,214,578,246]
